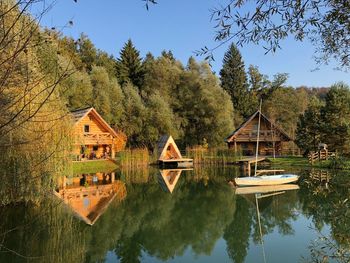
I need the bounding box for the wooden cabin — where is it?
[71,107,126,160]
[225,110,291,156]
[157,135,193,167]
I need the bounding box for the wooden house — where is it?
[71,107,126,160]
[225,110,291,156]
[157,135,193,167]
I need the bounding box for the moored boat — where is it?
[234,174,299,187]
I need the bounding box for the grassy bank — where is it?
[269,156,350,170]
[72,160,118,174]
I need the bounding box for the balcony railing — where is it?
[75,132,114,145]
[235,130,281,142]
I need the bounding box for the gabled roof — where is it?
[226,110,291,142]
[71,107,119,138]
[157,135,182,160]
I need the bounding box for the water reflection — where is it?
[55,173,126,225]
[1,167,350,262]
[158,168,193,193]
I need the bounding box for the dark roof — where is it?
[71,107,93,123]
[225,110,291,142]
[157,135,170,154]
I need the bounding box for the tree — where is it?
[116,39,144,90]
[321,83,350,153]
[263,86,308,138]
[180,58,234,146]
[195,0,350,69]
[77,33,97,71]
[120,83,147,147]
[0,1,73,205]
[295,97,323,154]
[220,44,252,122]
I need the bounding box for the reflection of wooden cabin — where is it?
[157,135,193,167]
[71,107,126,160]
[55,173,126,225]
[158,169,182,193]
[225,110,291,156]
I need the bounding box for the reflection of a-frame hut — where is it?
[158,169,192,193]
[55,173,127,225]
[157,135,193,167]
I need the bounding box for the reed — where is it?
[186,146,241,165]
[117,148,151,168]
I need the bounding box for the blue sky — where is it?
[35,0,349,87]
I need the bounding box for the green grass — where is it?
[268,156,350,170]
[72,160,118,174]
[268,156,309,167]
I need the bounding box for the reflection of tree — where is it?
[0,200,86,263]
[299,170,350,246]
[252,191,299,243]
[224,196,253,263]
[224,190,299,263]
[83,169,236,262]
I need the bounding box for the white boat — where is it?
[234,183,299,195]
[234,100,299,188]
[234,174,299,187]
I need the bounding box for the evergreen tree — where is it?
[116,39,144,90]
[220,44,252,121]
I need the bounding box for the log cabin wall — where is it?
[71,108,126,160]
[226,111,291,156]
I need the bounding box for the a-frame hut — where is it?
[157,135,182,161]
[225,110,291,156]
[157,135,193,167]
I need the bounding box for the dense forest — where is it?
[1,1,350,205]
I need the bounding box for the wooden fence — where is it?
[308,150,336,164]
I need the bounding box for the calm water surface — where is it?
[0,166,349,263]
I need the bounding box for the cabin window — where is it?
[84,125,90,133]
[241,143,248,149]
[93,145,98,151]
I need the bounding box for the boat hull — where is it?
[234,184,300,195]
[234,174,299,187]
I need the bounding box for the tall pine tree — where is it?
[220,44,252,121]
[116,39,144,90]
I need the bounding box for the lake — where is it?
[0,166,349,263]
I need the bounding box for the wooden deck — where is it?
[158,158,193,168]
[237,156,266,177]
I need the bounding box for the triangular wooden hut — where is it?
[157,135,193,167]
[226,110,291,156]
